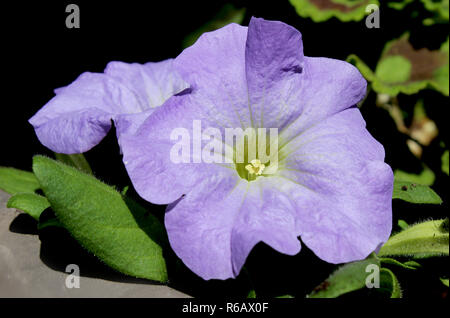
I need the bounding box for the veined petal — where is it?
[120,94,235,205]
[29,72,141,154]
[30,60,187,154]
[104,59,189,111]
[245,17,305,129]
[165,173,245,280]
[165,176,301,280]
[279,108,393,263]
[278,57,367,142]
[230,178,301,276]
[174,23,250,129]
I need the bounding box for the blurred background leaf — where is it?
[289,0,378,22]
[349,35,449,96]
[183,4,246,48]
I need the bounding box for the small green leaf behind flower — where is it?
[398,219,409,231]
[441,150,449,175]
[308,253,380,298]
[380,257,421,270]
[0,167,40,195]
[7,192,50,221]
[54,153,93,174]
[32,155,168,282]
[289,0,378,22]
[394,165,435,186]
[378,219,449,259]
[183,4,246,48]
[393,180,442,204]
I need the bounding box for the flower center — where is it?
[232,129,278,182]
[245,159,265,176]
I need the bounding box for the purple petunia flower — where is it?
[121,17,394,280]
[29,59,188,154]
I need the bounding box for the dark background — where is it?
[1,0,448,297]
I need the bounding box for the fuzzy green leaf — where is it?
[0,167,40,195]
[380,258,421,270]
[379,268,402,298]
[378,219,449,258]
[32,155,168,282]
[308,253,380,298]
[289,0,379,22]
[393,180,442,204]
[54,153,93,174]
[440,278,449,287]
[7,193,50,220]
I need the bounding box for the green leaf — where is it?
[398,220,409,230]
[347,54,376,81]
[0,167,40,195]
[54,153,93,174]
[440,277,449,287]
[393,180,442,204]
[7,193,50,221]
[388,0,414,10]
[380,258,420,270]
[247,290,256,298]
[349,35,449,96]
[378,219,449,258]
[289,0,379,22]
[394,165,435,186]
[403,260,422,268]
[38,217,64,230]
[442,150,449,175]
[308,253,380,298]
[421,0,449,22]
[32,155,168,282]
[276,295,294,298]
[183,4,246,48]
[379,268,402,298]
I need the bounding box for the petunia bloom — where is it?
[121,17,394,280]
[29,59,189,154]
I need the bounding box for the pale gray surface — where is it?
[0,190,189,298]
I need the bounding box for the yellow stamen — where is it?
[245,159,265,176]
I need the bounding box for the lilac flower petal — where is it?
[174,23,250,129]
[29,73,141,153]
[165,176,301,280]
[114,108,156,149]
[104,59,189,110]
[279,56,367,142]
[30,60,188,154]
[230,179,301,276]
[164,172,245,280]
[245,17,305,129]
[120,94,234,204]
[279,108,393,263]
